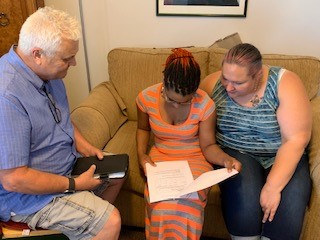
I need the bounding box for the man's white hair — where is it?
[18,6,81,56]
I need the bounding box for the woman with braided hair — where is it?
[136,48,241,239]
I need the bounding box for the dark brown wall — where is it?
[0,0,44,56]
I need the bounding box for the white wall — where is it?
[44,0,90,110]
[44,0,320,109]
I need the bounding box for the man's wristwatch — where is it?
[64,177,76,193]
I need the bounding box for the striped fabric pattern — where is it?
[136,83,215,239]
[212,66,283,167]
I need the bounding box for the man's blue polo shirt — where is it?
[0,46,77,221]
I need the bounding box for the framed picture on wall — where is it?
[157,0,248,17]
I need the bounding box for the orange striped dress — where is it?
[136,83,215,240]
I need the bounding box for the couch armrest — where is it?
[301,96,320,239]
[71,81,128,149]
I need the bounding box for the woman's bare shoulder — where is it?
[199,71,221,96]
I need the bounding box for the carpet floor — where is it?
[119,226,145,240]
[119,226,227,240]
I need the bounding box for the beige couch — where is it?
[71,46,320,239]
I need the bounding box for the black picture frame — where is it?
[157,0,248,17]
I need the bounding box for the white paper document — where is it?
[146,160,238,203]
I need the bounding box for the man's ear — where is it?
[32,48,43,64]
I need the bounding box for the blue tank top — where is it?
[212,66,283,168]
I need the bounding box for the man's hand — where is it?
[74,165,102,191]
[78,145,104,160]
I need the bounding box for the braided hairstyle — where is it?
[223,43,262,78]
[163,48,201,96]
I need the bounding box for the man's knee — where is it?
[94,208,121,239]
[109,208,121,228]
[103,208,121,233]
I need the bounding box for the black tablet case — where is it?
[71,154,129,179]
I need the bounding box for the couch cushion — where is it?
[108,47,209,121]
[262,54,320,100]
[104,121,145,194]
[209,47,320,100]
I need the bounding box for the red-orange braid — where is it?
[163,48,200,96]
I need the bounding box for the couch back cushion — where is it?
[209,47,320,100]
[108,47,209,121]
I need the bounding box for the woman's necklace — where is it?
[249,77,262,107]
[250,94,262,107]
